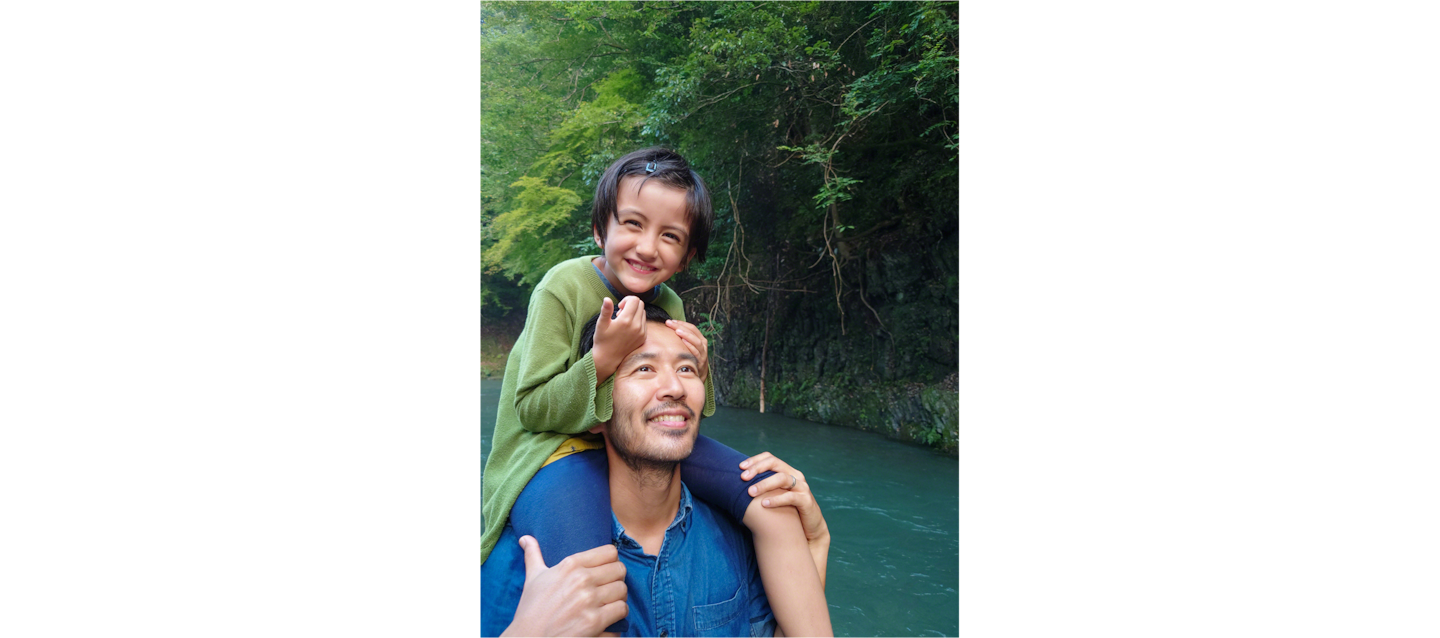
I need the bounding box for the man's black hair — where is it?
[591,147,714,264]
[578,303,675,359]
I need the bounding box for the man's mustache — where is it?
[643,401,696,421]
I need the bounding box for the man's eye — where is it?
[678,365,695,373]
[636,365,653,372]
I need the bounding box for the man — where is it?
[482,305,830,637]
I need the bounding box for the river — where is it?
[481,380,959,637]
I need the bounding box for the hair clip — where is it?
[645,161,657,174]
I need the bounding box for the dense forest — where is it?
[482,1,957,452]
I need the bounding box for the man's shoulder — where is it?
[679,484,756,558]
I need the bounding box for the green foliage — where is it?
[694,312,724,340]
[478,0,961,308]
[486,176,584,287]
[848,2,957,148]
[482,3,959,450]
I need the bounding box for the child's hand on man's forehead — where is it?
[665,318,710,381]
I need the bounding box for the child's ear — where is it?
[680,247,697,272]
[592,225,604,251]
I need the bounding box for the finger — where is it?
[589,557,628,586]
[740,454,795,481]
[617,296,642,324]
[598,298,614,329]
[760,490,811,510]
[739,451,775,471]
[599,599,629,629]
[594,579,628,606]
[519,535,548,581]
[667,321,706,344]
[567,542,620,569]
[742,460,789,482]
[676,327,708,352]
[748,471,804,497]
[678,335,704,360]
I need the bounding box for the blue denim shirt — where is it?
[482,484,776,637]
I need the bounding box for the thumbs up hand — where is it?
[501,536,629,637]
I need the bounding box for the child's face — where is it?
[593,175,696,296]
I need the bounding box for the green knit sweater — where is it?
[481,256,717,563]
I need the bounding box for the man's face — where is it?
[603,320,706,466]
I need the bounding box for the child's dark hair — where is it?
[578,304,675,359]
[592,147,713,264]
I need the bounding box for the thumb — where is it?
[598,298,614,330]
[519,535,548,582]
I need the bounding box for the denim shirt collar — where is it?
[611,483,694,551]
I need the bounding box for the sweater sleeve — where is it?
[511,288,610,434]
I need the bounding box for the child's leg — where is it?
[509,449,627,634]
[678,434,775,521]
[680,436,833,636]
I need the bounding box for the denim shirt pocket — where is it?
[692,585,744,635]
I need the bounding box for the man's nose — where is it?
[656,368,686,401]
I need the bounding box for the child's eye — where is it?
[663,232,681,242]
[624,219,642,228]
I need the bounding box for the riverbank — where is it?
[721,368,958,455]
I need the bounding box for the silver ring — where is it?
[789,474,797,490]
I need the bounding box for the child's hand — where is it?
[664,319,710,380]
[591,296,646,386]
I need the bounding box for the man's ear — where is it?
[588,421,608,435]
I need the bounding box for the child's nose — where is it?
[635,233,658,258]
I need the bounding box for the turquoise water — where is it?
[482,380,958,636]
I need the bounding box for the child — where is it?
[482,147,831,635]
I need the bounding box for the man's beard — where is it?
[608,400,698,483]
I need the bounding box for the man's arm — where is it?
[500,536,628,637]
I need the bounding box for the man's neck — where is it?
[606,453,682,556]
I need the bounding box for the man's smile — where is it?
[644,403,695,429]
[648,414,688,428]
